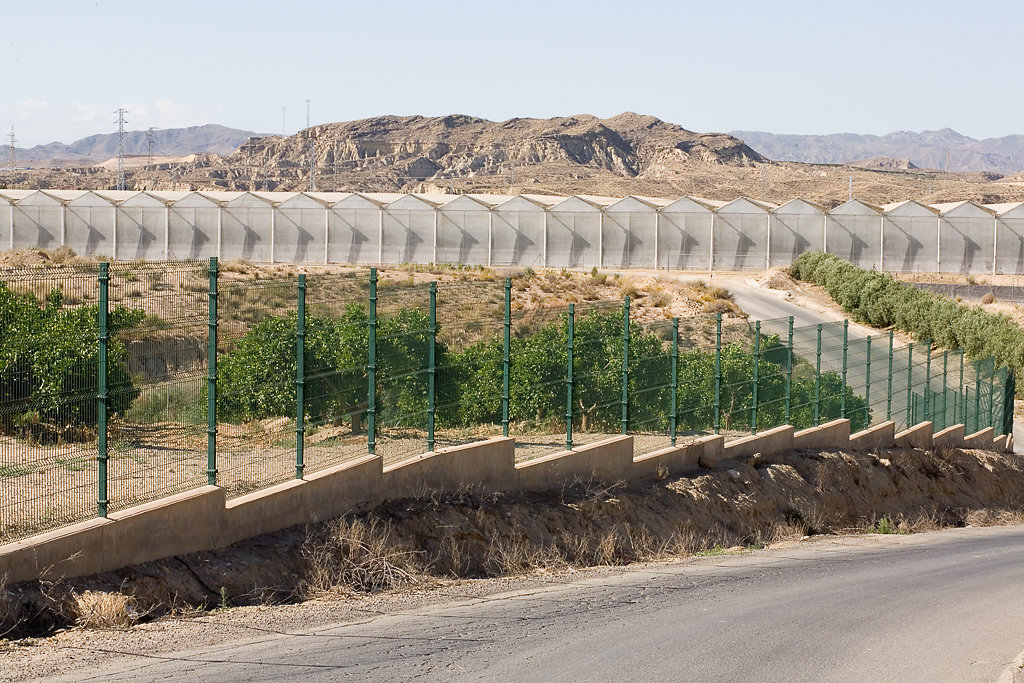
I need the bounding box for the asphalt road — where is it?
[63,526,1024,682]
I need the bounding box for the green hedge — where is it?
[789,251,1024,385]
[218,305,868,433]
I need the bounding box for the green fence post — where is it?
[502,277,511,438]
[295,274,306,479]
[428,281,437,452]
[886,331,894,421]
[906,343,914,428]
[750,320,760,434]
[368,268,377,455]
[864,335,872,429]
[957,350,965,426]
[207,257,218,486]
[989,362,998,431]
[974,359,982,434]
[714,313,722,434]
[566,303,575,451]
[670,317,679,447]
[924,340,932,424]
[840,320,849,419]
[621,296,630,435]
[814,323,822,426]
[941,350,949,430]
[97,262,109,518]
[784,316,793,425]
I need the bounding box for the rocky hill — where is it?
[731,128,1024,175]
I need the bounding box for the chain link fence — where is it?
[0,262,1015,545]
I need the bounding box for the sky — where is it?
[2,0,1021,147]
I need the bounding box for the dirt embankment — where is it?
[2,444,1023,641]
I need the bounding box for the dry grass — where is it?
[71,591,139,629]
[299,518,422,597]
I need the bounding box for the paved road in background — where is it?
[63,526,1024,682]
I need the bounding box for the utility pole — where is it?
[7,126,15,184]
[146,127,157,167]
[115,108,128,191]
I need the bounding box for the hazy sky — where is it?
[3,0,1020,146]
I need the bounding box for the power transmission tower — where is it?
[7,126,15,184]
[146,127,157,167]
[115,108,128,190]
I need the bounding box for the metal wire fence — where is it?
[0,261,1015,545]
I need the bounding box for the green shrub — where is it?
[0,284,144,439]
[789,252,1023,393]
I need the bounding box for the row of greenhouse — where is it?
[2,189,1024,273]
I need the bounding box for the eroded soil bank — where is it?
[3,444,1023,639]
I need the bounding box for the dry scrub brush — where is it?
[299,518,423,598]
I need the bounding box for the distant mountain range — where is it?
[0,124,262,166]
[730,128,1024,175]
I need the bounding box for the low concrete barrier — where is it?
[849,421,896,450]
[794,419,850,450]
[895,422,934,449]
[964,427,995,450]
[516,436,634,491]
[0,420,1012,586]
[384,438,514,498]
[933,424,966,448]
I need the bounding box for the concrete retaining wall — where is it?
[0,420,1013,585]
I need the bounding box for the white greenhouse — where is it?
[436,194,511,266]
[992,202,1024,274]
[380,194,452,264]
[328,193,398,265]
[935,201,996,274]
[220,192,274,262]
[64,191,115,257]
[603,196,669,269]
[659,197,721,270]
[547,195,615,269]
[491,194,558,267]
[165,191,221,261]
[826,199,884,270]
[770,198,825,268]
[714,197,774,271]
[11,190,63,251]
[882,200,940,272]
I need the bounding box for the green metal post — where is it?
[886,331,894,421]
[941,350,948,430]
[714,313,722,434]
[295,274,305,479]
[974,360,982,434]
[621,296,630,435]
[924,340,932,424]
[670,317,679,447]
[957,350,965,426]
[502,277,511,438]
[428,281,437,452]
[367,268,377,455]
[566,303,575,451]
[751,320,761,434]
[814,323,822,426]
[989,363,998,431]
[864,335,872,429]
[840,320,849,419]
[906,343,914,428]
[206,257,218,486]
[784,316,793,425]
[97,262,109,518]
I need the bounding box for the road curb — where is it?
[996,646,1024,683]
